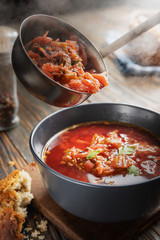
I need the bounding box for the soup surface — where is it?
[43,122,160,185]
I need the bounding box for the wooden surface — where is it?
[1,1,160,239]
[24,163,160,240]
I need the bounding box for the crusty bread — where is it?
[0,207,24,240]
[0,170,33,240]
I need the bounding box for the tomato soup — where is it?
[42,122,160,185]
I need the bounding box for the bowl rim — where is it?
[19,13,107,96]
[29,102,160,188]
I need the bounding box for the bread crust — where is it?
[0,170,33,240]
[0,207,24,240]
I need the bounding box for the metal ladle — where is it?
[12,12,160,107]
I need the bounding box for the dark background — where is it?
[0,0,160,25]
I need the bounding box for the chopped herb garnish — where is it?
[86,149,101,159]
[128,165,140,176]
[118,145,135,155]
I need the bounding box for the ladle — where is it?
[101,11,160,57]
[12,12,160,107]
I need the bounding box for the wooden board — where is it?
[24,163,160,240]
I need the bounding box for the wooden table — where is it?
[1,1,160,239]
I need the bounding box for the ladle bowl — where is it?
[12,14,107,107]
[12,12,160,107]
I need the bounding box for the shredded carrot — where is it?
[25,32,108,94]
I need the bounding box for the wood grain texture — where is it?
[24,163,160,240]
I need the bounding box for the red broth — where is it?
[42,122,160,185]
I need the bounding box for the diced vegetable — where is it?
[86,149,102,159]
[84,160,94,171]
[118,146,135,155]
[128,165,140,176]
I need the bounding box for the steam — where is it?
[0,0,71,24]
[0,0,126,25]
[0,0,114,25]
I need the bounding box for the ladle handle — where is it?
[100,11,160,57]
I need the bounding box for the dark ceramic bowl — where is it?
[29,103,160,222]
[12,14,107,107]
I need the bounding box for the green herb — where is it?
[78,63,82,67]
[86,149,101,159]
[118,145,135,155]
[73,60,82,67]
[127,165,140,176]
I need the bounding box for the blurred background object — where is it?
[128,10,160,66]
[0,0,160,24]
[0,26,19,131]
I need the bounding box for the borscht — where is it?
[42,122,160,185]
[25,32,108,94]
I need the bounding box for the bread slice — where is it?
[0,170,34,240]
